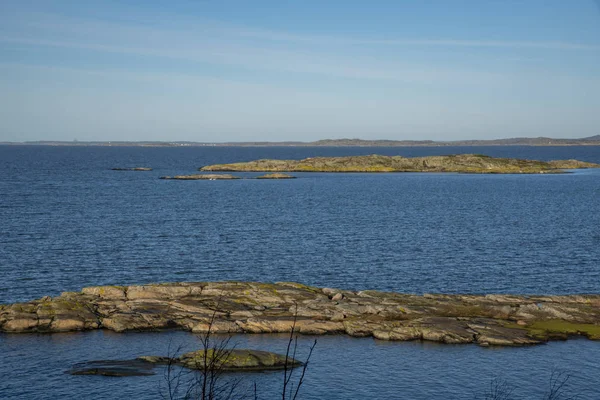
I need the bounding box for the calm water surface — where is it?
[1,145,599,399]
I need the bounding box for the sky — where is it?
[1,0,599,142]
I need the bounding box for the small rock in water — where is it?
[141,349,303,372]
[69,349,302,378]
[111,167,152,171]
[255,173,296,179]
[160,174,239,180]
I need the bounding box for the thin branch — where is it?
[282,304,299,399]
[291,339,316,400]
[544,369,578,400]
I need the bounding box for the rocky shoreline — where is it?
[200,154,600,174]
[2,281,599,346]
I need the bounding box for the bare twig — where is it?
[290,339,316,400]
[162,296,315,400]
[282,302,316,400]
[162,295,247,400]
[482,378,514,400]
[544,369,578,400]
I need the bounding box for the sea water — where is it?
[1,145,599,399]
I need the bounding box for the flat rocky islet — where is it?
[200,154,599,174]
[255,173,296,179]
[2,281,600,347]
[144,155,599,180]
[160,174,240,180]
[111,167,153,171]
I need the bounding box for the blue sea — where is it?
[1,145,600,399]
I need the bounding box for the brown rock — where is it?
[331,293,344,301]
[3,317,39,332]
[82,286,126,300]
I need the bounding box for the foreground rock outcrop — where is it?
[2,282,600,346]
[140,349,302,371]
[199,154,600,174]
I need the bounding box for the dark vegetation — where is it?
[480,370,578,400]
[161,306,316,400]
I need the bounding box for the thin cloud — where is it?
[0,36,513,86]
[2,9,599,90]
[231,27,600,51]
[4,10,599,52]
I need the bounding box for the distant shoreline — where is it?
[2,136,600,147]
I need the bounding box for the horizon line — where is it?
[2,135,599,146]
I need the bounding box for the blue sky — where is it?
[1,0,599,142]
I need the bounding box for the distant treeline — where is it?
[2,135,600,147]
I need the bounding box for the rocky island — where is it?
[2,281,600,346]
[200,154,599,174]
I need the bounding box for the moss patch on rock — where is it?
[139,349,302,371]
[526,320,600,340]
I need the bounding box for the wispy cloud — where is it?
[224,27,600,51]
[2,10,598,86]
[0,36,513,87]
[9,10,600,51]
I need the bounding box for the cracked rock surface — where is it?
[2,281,599,346]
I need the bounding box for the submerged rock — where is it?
[3,282,600,346]
[67,360,156,377]
[199,154,600,174]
